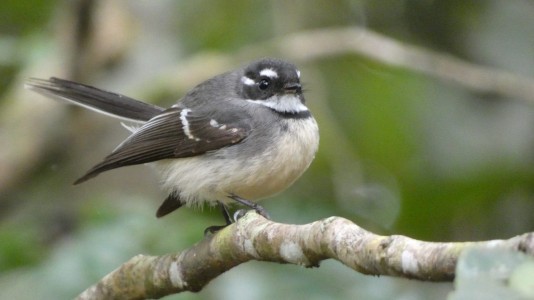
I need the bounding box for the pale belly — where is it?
[154,118,319,207]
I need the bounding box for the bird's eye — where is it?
[258,78,270,90]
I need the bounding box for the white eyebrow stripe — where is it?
[259,68,279,78]
[241,76,255,86]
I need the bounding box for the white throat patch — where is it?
[247,95,308,114]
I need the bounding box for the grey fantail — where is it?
[26,58,319,222]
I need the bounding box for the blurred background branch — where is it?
[271,27,534,103]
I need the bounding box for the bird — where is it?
[26,58,319,223]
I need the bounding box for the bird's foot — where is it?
[203,202,234,235]
[204,198,270,236]
[228,194,271,220]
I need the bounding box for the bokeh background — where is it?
[1,1,534,299]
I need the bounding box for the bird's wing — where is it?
[26,77,165,122]
[74,106,250,184]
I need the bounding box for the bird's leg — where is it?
[219,202,233,225]
[228,194,271,220]
[204,197,271,236]
[204,202,233,235]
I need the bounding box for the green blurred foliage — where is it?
[0,1,57,35]
[176,0,273,52]
[0,0,57,90]
[1,0,534,299]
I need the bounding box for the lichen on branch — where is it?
[76,212,534,300]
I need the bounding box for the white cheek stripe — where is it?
[180,108,200,141]
[259,68,278,78]
[241,76,255,86]
[247,95,308,113]
[296,70,301,78]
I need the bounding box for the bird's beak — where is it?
[283,82,302,94]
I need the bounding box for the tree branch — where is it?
[154,27,534,108]
[76,212,534,300]
[271,27,534,103]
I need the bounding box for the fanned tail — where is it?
[25,77,164,122]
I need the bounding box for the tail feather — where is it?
[73,162,115,185]
[156,192,184,218]
[25,77,164,122]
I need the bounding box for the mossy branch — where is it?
[76,211,534,300]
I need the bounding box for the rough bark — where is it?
[76,212,534,300]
